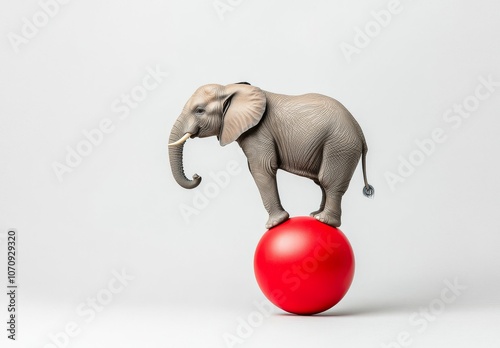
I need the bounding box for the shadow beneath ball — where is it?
[274,301,422,317]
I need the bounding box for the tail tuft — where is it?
[363,184,375,198]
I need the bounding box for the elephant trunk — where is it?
[168,116,201,189]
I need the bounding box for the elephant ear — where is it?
[219,84,266,146]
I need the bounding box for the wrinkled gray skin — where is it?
[169,83,374,229]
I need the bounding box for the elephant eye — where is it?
[195,107,205,115]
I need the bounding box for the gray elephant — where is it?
[168,82,374,229]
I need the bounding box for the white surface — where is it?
[1,0,499,347]
[8,303,500,347]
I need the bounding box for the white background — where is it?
[1,0,499,347]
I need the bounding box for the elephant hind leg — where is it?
[310,180,326,216]
[315,194,342,227]
[314,148,361,227]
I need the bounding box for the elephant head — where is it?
[168,83,266,189]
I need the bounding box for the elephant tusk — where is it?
[168,133,192,147]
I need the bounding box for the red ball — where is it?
[254,216,355,315]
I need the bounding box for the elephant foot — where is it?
[314,212,341,228]
[310,209,323,216]
[266,211,289,229]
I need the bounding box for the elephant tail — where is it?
[361,142,375,198]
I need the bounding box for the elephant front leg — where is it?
[249,164,289,229]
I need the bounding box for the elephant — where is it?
[168,82,374,229]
